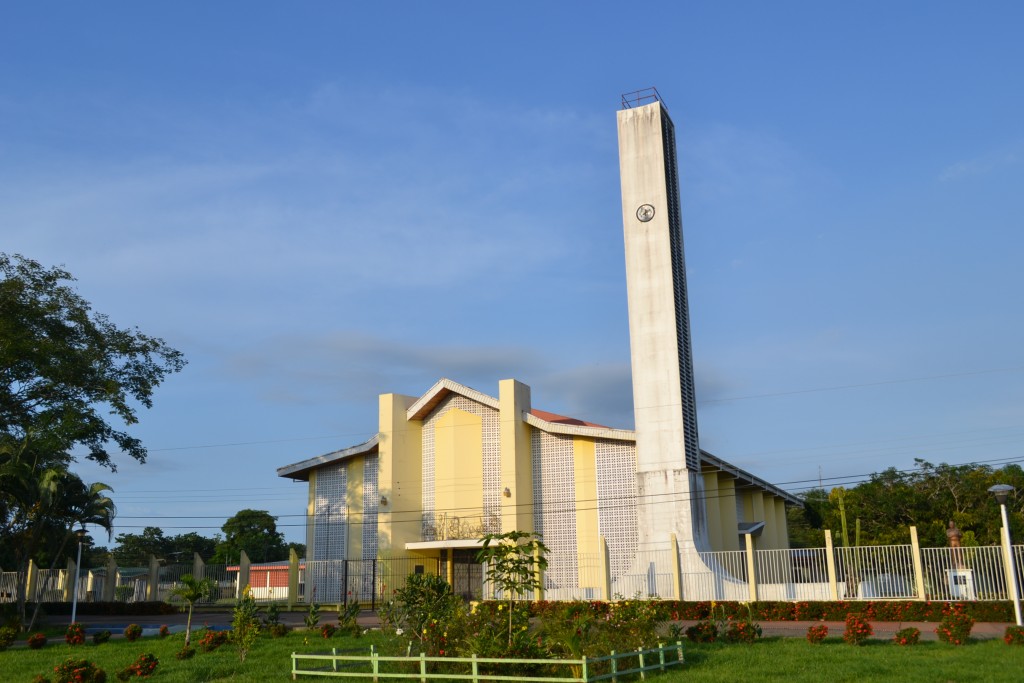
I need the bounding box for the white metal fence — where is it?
[7,543,1024,607]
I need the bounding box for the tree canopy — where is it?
[788,460,1024,548]
[0,253,186,470]
[213,509,288,564]
[0,252,185,623]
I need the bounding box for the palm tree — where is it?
[25,475,117,630]
[170,574,216,647]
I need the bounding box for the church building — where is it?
[278,90,800,599]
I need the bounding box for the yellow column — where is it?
[499,379,534,533]
[573,437,599,590]
[774,498,789,549]
[744,534,757,602]
[288,547,300,610]
[702,471,722,551]
[751,492,769,549]
[378,393,422,555]
[306,470,317,558]
[824,530,839,601]
[346,458,365,561]
[909,526,926,601]
[717,478,739,551]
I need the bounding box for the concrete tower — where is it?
[617,91,709,554]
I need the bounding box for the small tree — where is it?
[478,530,548,646]
[169,574,216,647]
[232,585,261,663]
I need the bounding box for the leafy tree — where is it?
[112,527,172,566]
[790,461,1024,548]
[213,509,287,563]
[169,574,216,647]
[0,253,185,623]
[478,530,548,646]
[168,532,219,562]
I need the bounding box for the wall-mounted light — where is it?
[380,496,388,506]
[502,487,511,498]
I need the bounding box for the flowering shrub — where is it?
[28,632,48,649]
[53,657,106,683]
[115,653,158,680]
[197,628,228,652]
[31,675,50,683]
[65,622,86,645]
[685,620,719,643]
[0,625,17,650]
[532,599,1015,624]
[123,624,142,642]
[1004,625,1024,646]
[92,630,111,645]
[842,613,873,645]
[806,624,828,644]
[158,625,170,638]
[320,624,337,639]
[936,605,974,645]
[723,618,762,644]
[175,645,196,660]
[893,627,920,646]
[268,623,289,638]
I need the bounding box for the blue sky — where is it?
[3,2,1022,548]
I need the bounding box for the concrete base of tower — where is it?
[635,468,711,560]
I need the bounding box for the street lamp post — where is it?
[989,484,1023,626]
[70,526,88,625]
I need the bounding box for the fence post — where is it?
[669,534,683,600]
[193,553,205,581]
[743,534,757,602]
[288,547,300,610]
[147,555,160,601]
[238,550,251,598]
[419,651,426,683]
[909,526,927,600]
[600,535,612,602]
[824,530,839,601]
[25,559,37,603]
[533,546,545,602]
[64,556,76,602]
[102,557,117,602]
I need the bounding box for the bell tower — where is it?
[617,89,708,553]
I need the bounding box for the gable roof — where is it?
[406,377,498,420]
[276,434,379,481]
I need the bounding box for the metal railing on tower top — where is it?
[621,87,664,110]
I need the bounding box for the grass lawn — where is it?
[3,631,1024,682]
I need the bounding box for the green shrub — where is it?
[894,627,920,646]
[115,653,157,680]
[806,624,828,644]
[65,622,86,645]
[231,585,262,662]
[197,629,228,652]
[53,657,106,683]
[92,630,112,645]
[123,624,142,642]
[843,613,873,645]
[175,645,196,660]
[936,605,974,645]
[0,625,17,650]
[685,620,719,643]
[1004,625,1024,646]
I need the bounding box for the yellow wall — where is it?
[435,408,484,517]
[346,457,364,561]
[751,491,768,549]
[573,437,600,588]
[499,379,534,533]
[378,393,422,555]
[774,498,790,549]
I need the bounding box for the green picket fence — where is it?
[291,642,684,682]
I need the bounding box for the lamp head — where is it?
[989,484,1015,506]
